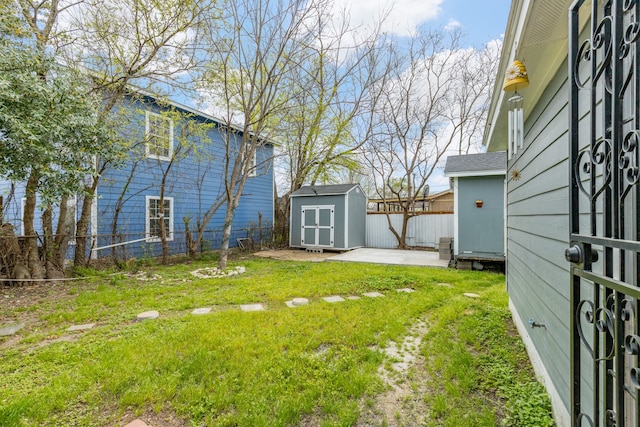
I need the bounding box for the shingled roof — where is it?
[444,151,507,176]
[290,183,361,197]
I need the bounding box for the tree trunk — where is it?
[74,181,97,268]
[217,201,238,271]
[23,172,46,279]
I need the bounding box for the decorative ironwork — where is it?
[570,0,640,425]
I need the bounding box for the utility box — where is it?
[289,184,366,251]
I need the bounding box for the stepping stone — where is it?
[323,295,345,303]
[436,283,454,288]
[0,323,24,337]
[464,293,480,298]
[192,307,212,315]
[363,292,385,298]
[397,288,415,293]
[136,310,159,321]
[124,420,150,427]
[240,303,265,312]
[285,298,309,308]
[346,296,361,300]
[67,323,95,332]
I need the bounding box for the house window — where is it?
[146,196,174,241]
[245,147,257,177]
[145,111,173,160]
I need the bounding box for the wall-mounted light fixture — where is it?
[475,199,483,208]
[504,60,529,160]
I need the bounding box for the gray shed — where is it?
[289,184,366,251]
[444,152,506,263]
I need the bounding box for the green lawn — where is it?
[0,255,553,426]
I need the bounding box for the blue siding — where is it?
[96,96,274,258]
[0,94,274,260]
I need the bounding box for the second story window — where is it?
[145,111,173,161]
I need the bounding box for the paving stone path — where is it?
[2,285,474,337]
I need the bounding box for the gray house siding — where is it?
[457,175,505,259]
[347,190,366,248]
[506,59,573,412]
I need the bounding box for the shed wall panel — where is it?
[457,175,505,258]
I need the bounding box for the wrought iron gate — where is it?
[569,0,640,425]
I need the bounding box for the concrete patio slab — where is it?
[328,248,449,268]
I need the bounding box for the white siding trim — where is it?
[453,178,459,256]
[446,170,506,178]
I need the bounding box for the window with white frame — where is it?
[245,147,257,177]
[145,111,173,160]
[146,196,174,241]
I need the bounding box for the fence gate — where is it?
[568,1,640,425]
[301,205,334,248]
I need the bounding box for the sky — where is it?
[329,0,512,192]
[329,0,512,48]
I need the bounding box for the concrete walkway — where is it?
[327,248,449,268]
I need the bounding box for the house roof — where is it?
[444,151,506,177]
[290,183,362,197]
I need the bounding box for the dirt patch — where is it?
[253,248,337,262]
[357,318,431,426]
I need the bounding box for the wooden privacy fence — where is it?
[365,212,453,249]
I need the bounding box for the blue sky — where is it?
[433,0,512,47]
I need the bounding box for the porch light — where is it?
[504,60,529,161]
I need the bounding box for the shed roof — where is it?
[444,151,507,177]
[290,183,361,197]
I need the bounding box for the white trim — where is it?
[509,299,570,427]
[145,110,174,161]
[300,204,335,248]
[145,195,174,242]
[453,178,459,256]
[344,192,350,249]
[445,170,506,178]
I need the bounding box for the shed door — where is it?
[568,2,640,425]
[301,205,334,247]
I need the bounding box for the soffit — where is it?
[485,0,581,151]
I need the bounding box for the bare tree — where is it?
[363,28,499,248]
[272,5,388,242]
[200,0,338,269]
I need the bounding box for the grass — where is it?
[0,254,553,426]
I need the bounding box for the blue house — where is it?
[0,91,274,261]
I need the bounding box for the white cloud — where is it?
[328,0,443,38]
[444,19,462,31]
